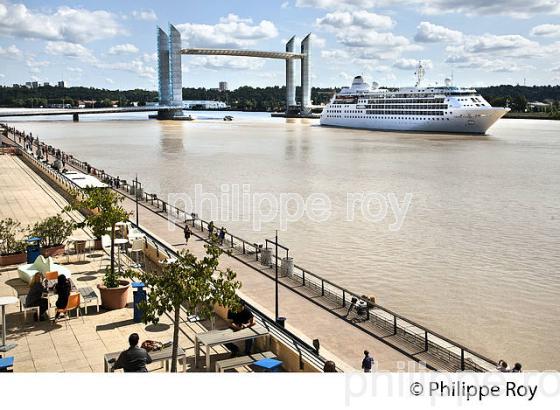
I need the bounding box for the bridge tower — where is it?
[157,24,183,119]
[285,36,297,113]
[300,34,311,115]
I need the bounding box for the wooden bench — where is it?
[215,351,276,372]
[104,345,187,373]
[78,286,99,314]
[18,295,40,320]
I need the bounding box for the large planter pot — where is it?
[41,244,65,258]
[97,280,130,310]
[0,252,26,266]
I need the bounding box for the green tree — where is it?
[130,241,241,372]
[70,188,129,286]
[0,218,25,255]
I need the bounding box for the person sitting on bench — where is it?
[112,333,153,372]
[225,303,255,356]
[26,273,48,321]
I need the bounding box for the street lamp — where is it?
[275,229,279,321]
[134,175,140,226]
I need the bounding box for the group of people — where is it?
[183,222,227,246]
[25,272,72,321]
[497,360,522,373]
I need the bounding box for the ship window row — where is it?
[365,110,445,116]
[324,115,452,121]
[365,98,445,104]
[364,104,448,109]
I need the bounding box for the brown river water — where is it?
[4,111,560,370]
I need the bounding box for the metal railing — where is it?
[3,124,498,372]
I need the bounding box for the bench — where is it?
[215,351,276,372]
[0,355,14,372]
[78,287,99,314]
[18,295,40,320]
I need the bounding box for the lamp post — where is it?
[134,174,139,226]
[275,230,279,321]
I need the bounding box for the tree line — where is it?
[1,84,559,113]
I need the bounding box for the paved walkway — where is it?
[2,135,425,372]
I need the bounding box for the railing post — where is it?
[342,289,346,307]
[321,279,324,296]
[230,235,234,248]
[393,316,397,335]
[302,270,306,286]
[461,349,465,371]
[242,241,246,254]
[424,331,429,352]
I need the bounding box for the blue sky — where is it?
[1,0,560,90]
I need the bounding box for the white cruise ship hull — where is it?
[320,107,509,134]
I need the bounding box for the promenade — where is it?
[1,134,425,372]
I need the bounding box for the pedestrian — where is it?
[183,224,191,244]
[496,359,509,372]
[323,361,337,372]
[511,363,522,373]
[362,350,374,373]
[218,227,226,245]
[111,333,153,372]
[208,220,214,237]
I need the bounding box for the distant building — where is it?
[43,82,50,87]
[25,82,32,88]
[219,81,228,92]
[182,100,229,110]
[31,81,38,88]
[528,101,551,112]
[57,80,66,88]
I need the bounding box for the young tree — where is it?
[70,187,129,284]
[131,241,241,372]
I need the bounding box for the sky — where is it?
[1,0,560,90]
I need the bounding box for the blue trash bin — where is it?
[132,282,146,323]
[26,237,41,263]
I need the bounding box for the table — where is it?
[0,296,19,352]
[104,345,187,372]
[194,324,269,371]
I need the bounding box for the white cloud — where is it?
[281,1,290,8]
[45,41,95,62]
[26,58,49,74]
[177,14,278,48]
[0,3,126,43]
[97,59,156,80]
[187,56,266,71]
[531,24,560,37]
[0,44,22,58]
[310,34,326,48]
[337,29,411,49]
[105,78,115,84]
[131,9,157,21]
[419,0,560,18]
[321,49,349,59]
[466,34,539,54]
[108,43,139,55]
[67,67,83,73]
[316,10,394,31]
[393,58,432,70]
[297,0,560,18]
[414,22,463,43]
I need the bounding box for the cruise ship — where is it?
[320,66,509,134]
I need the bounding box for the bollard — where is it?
[281,257,294,277]
[260,248,272,266]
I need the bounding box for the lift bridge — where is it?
[0,24,313,121]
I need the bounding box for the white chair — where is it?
[99,235,112,271]
[128,238,145,268]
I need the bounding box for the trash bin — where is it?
[132,282,146,323]
[26,237,41,263]
[281,257,294,277]
[275,317,286,328]
[260,248,272,266]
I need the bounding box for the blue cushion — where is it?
[0,356,14,368]
[254,358,282,370]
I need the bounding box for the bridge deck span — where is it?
[0,106,179,117]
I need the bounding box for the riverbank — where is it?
[2,123,502,372]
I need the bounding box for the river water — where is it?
[4,110,560,370]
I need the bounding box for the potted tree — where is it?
[29,214,75,257]
[72,187,131,310]
[130,240,241,372]
[0,218,26,266]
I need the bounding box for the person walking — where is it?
[218,227,226,245]
[183,224,191,244]
[207,221,215,238]
[362,350,374,373]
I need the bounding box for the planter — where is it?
[98,280,130,310]
[41,244,65,258]
[0,252,26,266]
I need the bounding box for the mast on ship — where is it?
[414,61,425,87]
